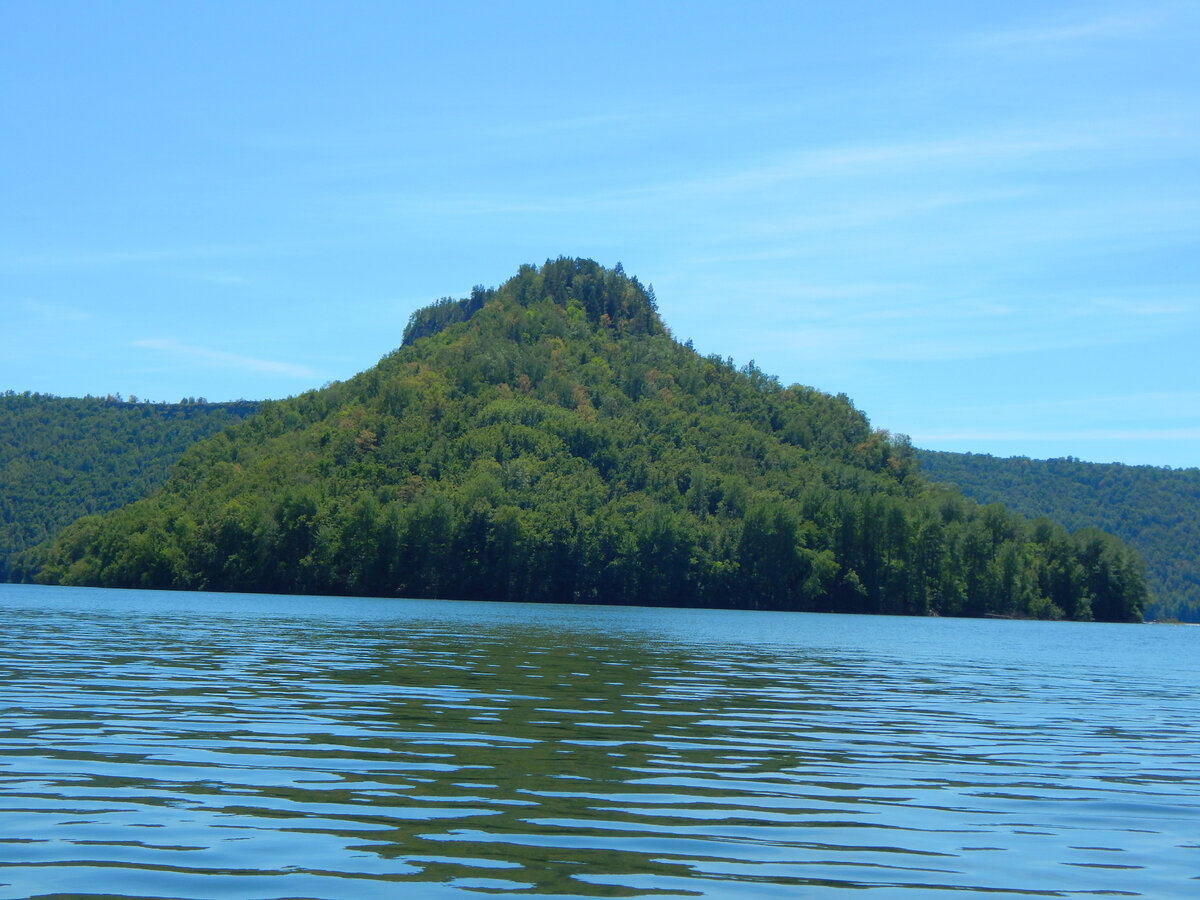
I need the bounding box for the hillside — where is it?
[917,450,1200,622]
[0,394,259,580]
[20,259,1147,621]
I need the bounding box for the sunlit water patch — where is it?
[2,584,1198,898]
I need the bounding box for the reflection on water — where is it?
[1,584,1198,898]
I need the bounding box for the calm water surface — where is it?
[1,584,1198,898]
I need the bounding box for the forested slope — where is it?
[21,259,1147,621]
[917,450,1200,622]
[0,394,259,579]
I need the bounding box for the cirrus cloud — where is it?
[134,338,319,379]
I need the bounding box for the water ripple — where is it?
[2,584,1199,898]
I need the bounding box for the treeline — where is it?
[0,393,259,579]
[19,259,1148,622]
[917,450,1200,622]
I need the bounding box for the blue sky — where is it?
[2,1,1198,467]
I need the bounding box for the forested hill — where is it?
[916,450,1200,622]
[22,259,1147,622]
[0,394,259,580]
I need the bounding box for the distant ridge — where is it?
[917,450,1200,622]
[0,394,259,580]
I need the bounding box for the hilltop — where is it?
[20,259,1147,621]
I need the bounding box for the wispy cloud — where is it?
[929,389,1200,422]
[20,299,95,323]
[0,243,291,270]
[739,285,1193,364]
[1091,297,1192,317]
[755,135,1092,183]
[916,427,1200,443]
[167,269,253,287]
[134,339,318,379]
[383,111,1190,239]
[960,11,1160,50]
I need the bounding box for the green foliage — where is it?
[917,450,1198,622]
[402,286,493,346]
[0,393,258,580]
[401,257,661,348]
[22,261,1148,622]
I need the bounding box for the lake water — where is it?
[1,584,1198,899]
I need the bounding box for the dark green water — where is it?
[2,584,1198,898]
